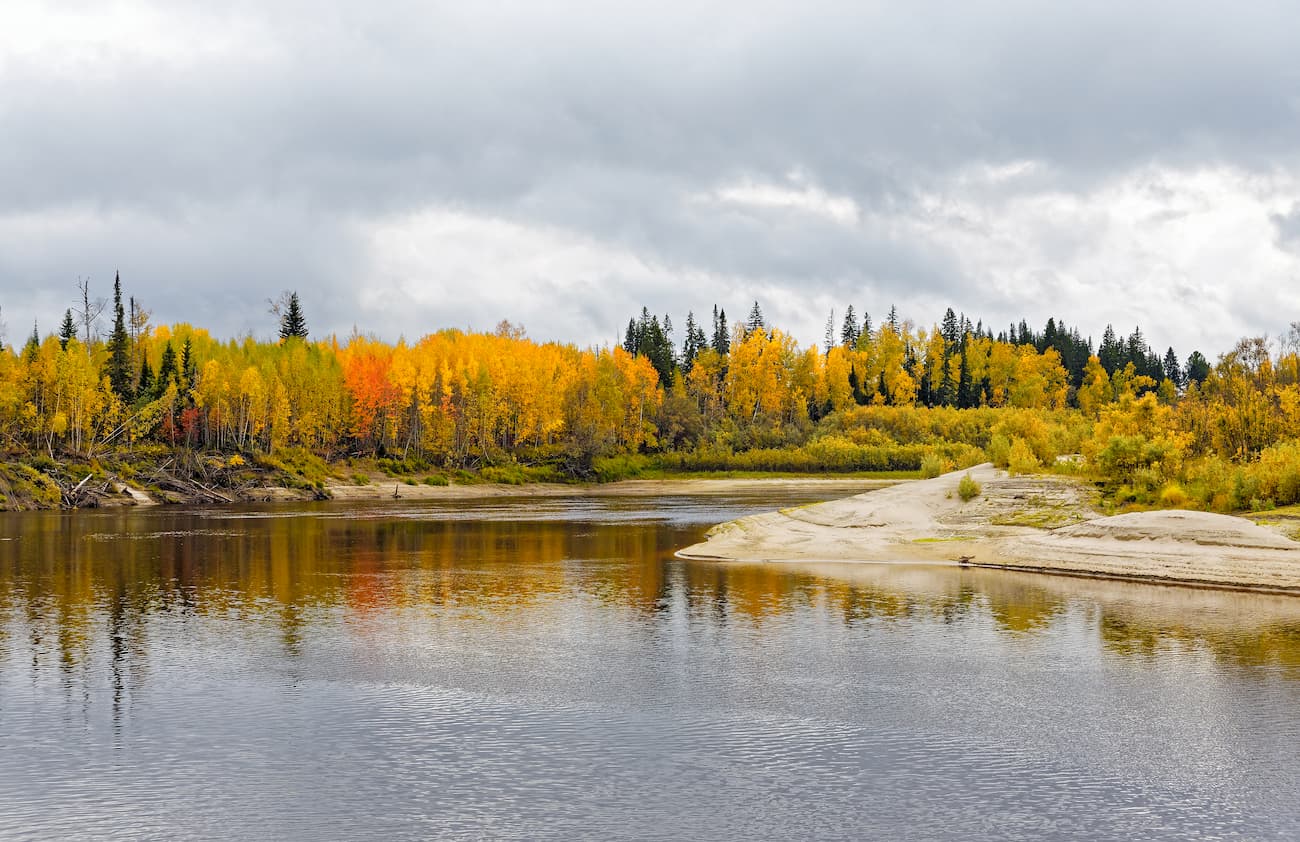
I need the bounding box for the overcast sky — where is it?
[3,1,1299,357]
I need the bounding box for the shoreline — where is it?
[676,464,1300,595]
[319,475,900,502]
[0,468,902,512]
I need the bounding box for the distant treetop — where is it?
[279,291,308,340]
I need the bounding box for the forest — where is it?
[3,274,1300,513]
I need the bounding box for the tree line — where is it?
[4,277,1300,511]
[623,301,1211,414]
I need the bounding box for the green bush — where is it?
[423,475,449,486]
[958,473,982,502]
[377,457,432,476]
[479,463,565,484]
[591,453,650,482]
[351,473,371,486]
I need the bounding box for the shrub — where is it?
[920,454,946,479]
[591,453,650,482]
[424,475,449,486]
[1158,483,1191,509]
[1006,437,1041,475]
[986,434,1011,468]
[958,473,982,502]
[351,473,371,486]
[480,465,528,485]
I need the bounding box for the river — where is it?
[2,486,1298,840]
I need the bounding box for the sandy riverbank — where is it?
[148,475,897,506]
[676,464,1300,594]
[317,476,899,501]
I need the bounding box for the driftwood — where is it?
[60,474,95,508]
[146,467,236,503]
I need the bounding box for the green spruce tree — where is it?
[157,341,178,392]
[180,337,198,404]
[59,309,76,350]
[23,322,40,361]
[137,357,155,403]
[106,272,134,401]
[712,307,730,355]
[279,291,308,340]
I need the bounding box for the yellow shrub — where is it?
[1007,437,1041,475]
[1158,483,1190,509]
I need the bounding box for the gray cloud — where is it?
[1274,204,1300,253]
[2,0,1299,353]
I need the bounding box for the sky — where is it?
[2,0,1299,358]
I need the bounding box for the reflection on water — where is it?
[2,489,1299,841]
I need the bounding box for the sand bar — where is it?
[676,464,1300,594]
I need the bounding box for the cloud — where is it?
[2,1,1300,356]
[1273,203,1300,253]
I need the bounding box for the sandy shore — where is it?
[278,476,898,502]
[676,464,1300,594]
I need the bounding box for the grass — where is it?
[0,462,63,510]
[990,507,1088,529]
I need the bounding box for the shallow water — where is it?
[1,487,1299,841]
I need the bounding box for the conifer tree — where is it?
[712,307,730,355]
[180,337,197,398]
[1185,351,1210,385]
[941,308,960,348]
[841,305,859,348]
[689,321,707,365]
[279,291,309,340]
[1162,347,1183,389]
[624,319,638,355]
[683,311,705,370]
[158,341,178,391]
[746,301,765,334]
[1098,325,1122,374]
[137,358,155,402]
[106,272,134,401]
[23,322,39,361]
[59,309,76,350]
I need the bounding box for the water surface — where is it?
[2,487,1299,840]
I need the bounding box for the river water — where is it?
[1,486,1298,841]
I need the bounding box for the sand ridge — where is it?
[677,465,1300,593]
